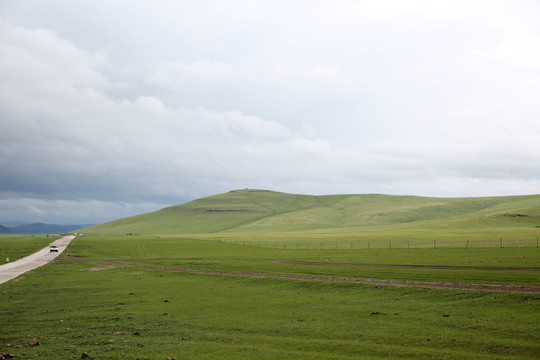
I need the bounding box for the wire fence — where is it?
[155,234,540,250]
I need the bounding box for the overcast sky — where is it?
[1,0,539,224]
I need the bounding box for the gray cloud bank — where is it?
[1,1,539,223]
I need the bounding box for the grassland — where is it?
[80,190,540,250]
[0,234,60,262]
[1,235,539,359]
[1,190,539,359]
[63,236,540,286]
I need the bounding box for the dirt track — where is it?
[58,257,540,293]
[0,235,75,284]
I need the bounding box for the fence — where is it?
[154,234,540,250]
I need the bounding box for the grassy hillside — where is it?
[80,190,540,245]
[81,189,322,235]
[233,193,540,231]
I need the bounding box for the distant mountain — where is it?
[0,224,11,233]
[0,221,29,227]
[8,222,95,234]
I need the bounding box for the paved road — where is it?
[0,235,76,284]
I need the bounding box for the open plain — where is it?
[1,190,539,359]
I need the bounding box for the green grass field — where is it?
[1,190,539,359]
[0,234,60,262]
[1,235,539,359]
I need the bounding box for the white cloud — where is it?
[267,65,354,93]
[467,1,540,72]
[0,19,108,88]
[147,60,239,86]
[133,95,167,114]
[0,1,539,223]
[479,35,540,69]
[288,138,332,156]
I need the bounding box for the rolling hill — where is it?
[80,189,540,239]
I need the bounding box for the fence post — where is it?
[434,240,436,249]
[407,241,410,249]
[500,237,503,248]
[466,239,469,249]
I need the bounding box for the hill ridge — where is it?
[79,189,540,236]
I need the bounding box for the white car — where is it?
[50,245,59,252]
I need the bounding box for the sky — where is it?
[1,0,539,224]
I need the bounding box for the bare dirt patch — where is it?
[83,265,126,272]
[270,259,540,271]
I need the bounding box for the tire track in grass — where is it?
[57,258,540,293]
[61,257,540,271]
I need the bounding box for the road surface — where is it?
[0,235,76,284]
